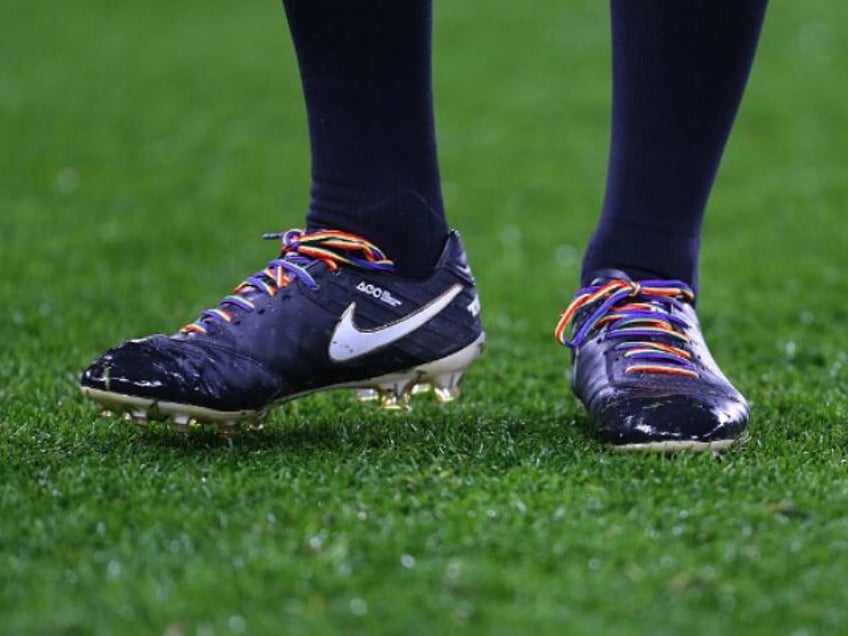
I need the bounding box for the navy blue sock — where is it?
[581,0,768,289]
[282,0,448,278]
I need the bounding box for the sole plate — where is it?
[612,430,749,454]
[81,332,486,433]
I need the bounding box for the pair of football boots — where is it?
[80,228,748,451]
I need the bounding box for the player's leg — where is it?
[80,0,484,431]
[556,0,768,451]
[285,0,448,279]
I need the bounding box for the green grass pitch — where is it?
[2,1,848,633]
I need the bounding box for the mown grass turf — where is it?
[2,1,848,634]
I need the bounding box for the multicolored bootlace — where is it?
[182,229,394,334]
[554,279,699,378]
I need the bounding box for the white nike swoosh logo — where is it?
[328,283,463,362]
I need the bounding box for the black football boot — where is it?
[81,229,485,433]
[555,270,748,451]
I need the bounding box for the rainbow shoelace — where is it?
[554,279,699,378]
[182,229,394,335]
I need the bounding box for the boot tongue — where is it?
[587,268,633,286]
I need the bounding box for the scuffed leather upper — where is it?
[81,231,483,411]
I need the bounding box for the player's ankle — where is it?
[306,190,449,278]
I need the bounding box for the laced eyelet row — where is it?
[555,279,699,378]
[182,229,393,335]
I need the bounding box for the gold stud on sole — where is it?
[432,372,464,404]
[354,388,380,402]
[375,380,415,411]
[411,382,432,395]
